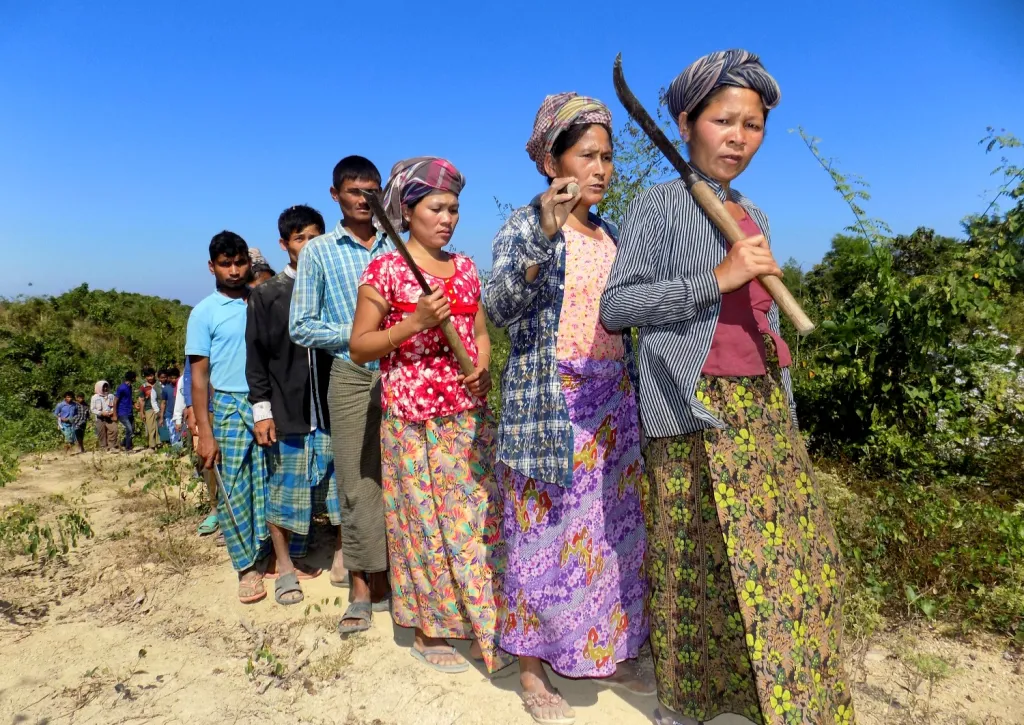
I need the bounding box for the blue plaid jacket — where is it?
[289,221,391,367]
[483,198,639,487]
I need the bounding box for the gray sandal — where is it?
[337,600,372,635]
[372,592,392,612]
[410,645,470,674]
[274,571,303,605]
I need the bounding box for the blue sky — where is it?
[1,0,1021,306]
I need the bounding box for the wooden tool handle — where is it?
[439,319,477,377]
[357,190,478,377]
[690,182,815,335]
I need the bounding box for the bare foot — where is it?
[329,550,347,585]
[520,666,575,723]
[469,639,483,661]
[604,659,656,695]
[654,707,699,725]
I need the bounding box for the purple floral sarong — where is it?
[497,358,648,677]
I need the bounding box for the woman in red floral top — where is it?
[350,157,511,676]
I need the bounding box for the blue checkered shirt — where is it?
[483,199,638,487]
[288,221,392,367]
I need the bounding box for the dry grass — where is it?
[132,526,215,576]
[307,639,359,681]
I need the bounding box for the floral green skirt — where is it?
[643,374,855,725]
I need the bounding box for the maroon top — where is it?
[702,213,792,376]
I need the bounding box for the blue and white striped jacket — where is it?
[600,174,797,437]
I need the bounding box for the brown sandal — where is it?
[238,573,266,604]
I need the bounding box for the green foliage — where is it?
[0,284,191,478]
[486,321,510,414]
[0,496,94,561]
[793,129,1024,638]
[127,450,204,525]
[598,91,681,227]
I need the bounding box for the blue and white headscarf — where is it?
[667,49,781,120]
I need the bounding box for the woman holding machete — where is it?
[484,93,652,725]
[601,50,855,725]
[349,157,511,676]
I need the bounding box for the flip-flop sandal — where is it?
[215,532,226,547]
[520,689,576,725]
[371,592,392,612]
[197,513,219,536]
[409,645,470,674]
[336,600,372,635]
[238,575,266,604]
[263,566,322,581]
[274,571,304,606]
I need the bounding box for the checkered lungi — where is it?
[266,427,341,537]
[212,391,268,571]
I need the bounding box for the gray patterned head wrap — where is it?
[667,49,781,120]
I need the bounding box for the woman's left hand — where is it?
[459,366,492,398]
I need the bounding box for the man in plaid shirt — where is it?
[289,155,393,633]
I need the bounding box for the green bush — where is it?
[0,284,191,476]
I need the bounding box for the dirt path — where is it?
[1,453,1021,725]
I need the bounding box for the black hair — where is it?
[687,86,770,125]
[142,366,155,377]
[545,122,614,182]
[125,371,137,382]
[157,368,167,376]
[64,390,74,398]
[252,263,275,277]
[209,230,249,262]
[332,155,381,190]
[278,205,326,240]
[75,392,85,399]
[167,367,180,378]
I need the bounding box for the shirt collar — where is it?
[284,265,296,279]
[333,220,388,251]
[215,290,248,305]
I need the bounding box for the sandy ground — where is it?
[1,451,1022,725]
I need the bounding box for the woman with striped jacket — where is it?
[601,50,855,725]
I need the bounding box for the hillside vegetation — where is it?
[2,130,1022,644]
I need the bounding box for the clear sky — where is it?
[1,0,1021,306]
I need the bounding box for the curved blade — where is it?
[612,53,698,188]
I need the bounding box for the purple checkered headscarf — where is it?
[525,92,613,176]
[667,49,781,121]
[378,157,466,233]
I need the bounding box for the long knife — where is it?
[359,189,476,376]
[612,53,815,335]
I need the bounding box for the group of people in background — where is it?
[58,49,857,725]
[57,366,181,455]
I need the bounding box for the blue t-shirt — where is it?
[115,382,134,417]
[161,383,175,418]
[53,401,77,421]
[184,292,248,394]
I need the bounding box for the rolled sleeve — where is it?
[483,207,558,328]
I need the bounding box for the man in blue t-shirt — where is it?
[114,370,137,451]
[161,367,180,446]
[186,230,268,604]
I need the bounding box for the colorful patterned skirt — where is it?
[498,358,648,677]
[380,406,513,674]
[643,373,855,725]
[212,391,268,572]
